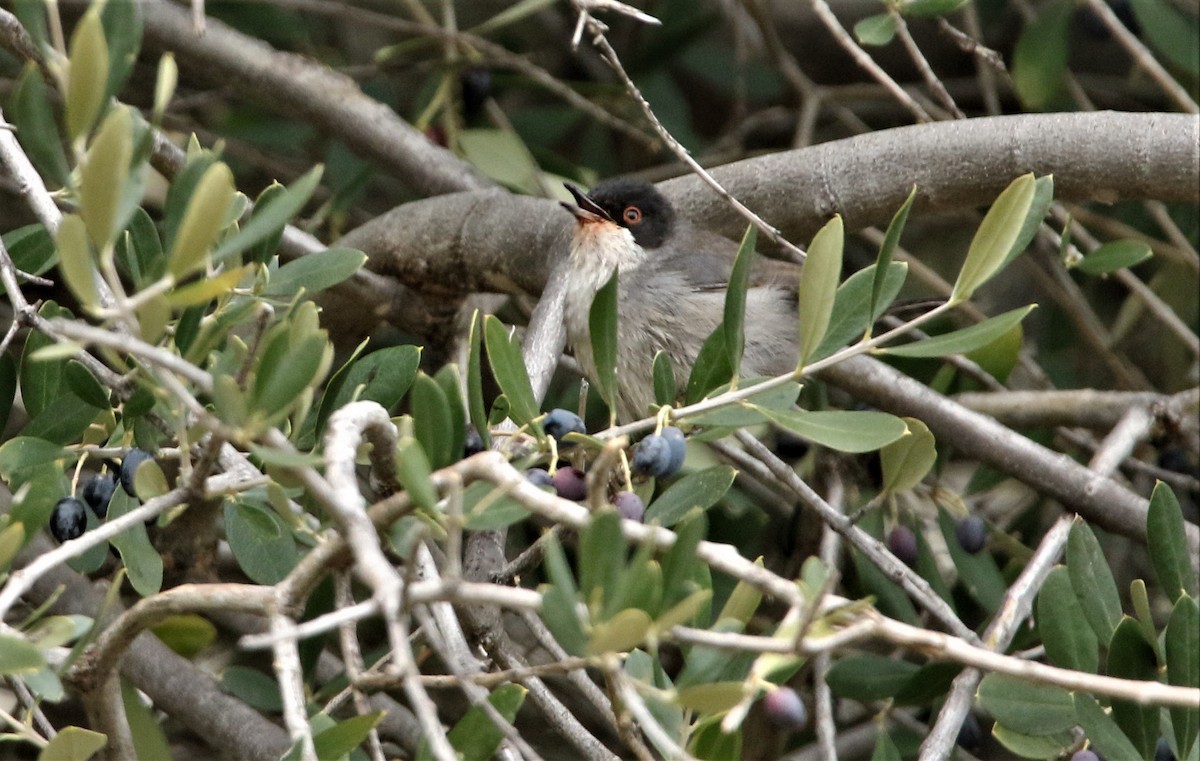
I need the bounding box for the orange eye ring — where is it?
[622,206,643,225]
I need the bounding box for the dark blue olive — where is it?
[120,448,153,498]
[955,516,987,554]
[543,408,586,442]
[762,687,807,731]
[614,492,645,522]
[81,473,117,519]
[631,434,672,478]
[955,713,984,750]
[524,468,554,489]
[463,427,485,458]
[661,426,686,474]
[887,526,919,567]
[50,498,87,543]
[1156,737,1177,761]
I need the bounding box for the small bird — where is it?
[560,178,801,422]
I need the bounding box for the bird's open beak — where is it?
[560,183,613,223]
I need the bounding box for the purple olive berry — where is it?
[543,408,586,442]
[762,687,807,731]
[887,525,919,567]
[525,468,554,489]
[631,434,672,478]
[50,498,88,543]
[614,492,645,522]
[1070,750,1100,761]
[81,473,117,519]
[552,467,588,501]
[120,448,153,498]
[955,516,987,554]
[661,426,686,473]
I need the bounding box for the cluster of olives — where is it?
[885,514,988,566]
[48,449,152,544]
[528,409,692,523]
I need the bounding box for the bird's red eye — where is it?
[623,206,643,225]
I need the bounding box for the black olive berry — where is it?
[955,516,987,554]
[543,408,586,442]
[81,473,117,519]
[762,687,808,731]
[50,498,88,543]
[119,449,153,498]
[887,525,919,567]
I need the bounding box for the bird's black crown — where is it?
[587,178,676,249]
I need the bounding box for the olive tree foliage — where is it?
[0,1,1196,760]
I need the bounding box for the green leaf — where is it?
[313,712,384,760]
[65,361,110,409]
[425,684,526,761]
[100,0,143,103]
[116,208,166,286]
[263,247,366,299]
[55,215,99,310]
[466,311,490,449]
[586,607,652,655]
[66,8,110,142]
[652,351,677,407]
[166,264,252,308]
[1067,520,1123,644]
[991,725,1076,759]
[461,481,529,530]
[168,162,235,279]
[214,166,323,264]
[976,673,1076,735]
[150,614,217,659]
[1075,239,1154,276]
[1074,691,1144,761]
[411,373,454,470]
[724,225,757,379]
[644,465,736,527]
[0,354,13,433]
[797,215,844,365]
[766,408,909,454]
[999,175,1055,271]
[435,364,467,461]
[676,682,746,714]
[0,633,44,675]
[1037,566,1099,673]
[317,344,420,434]
[687,378,800,427]
[589,270,620,415]
[132,459,169,500]
[37,725,108,761]
[1130,0,1200,78]
[81,105,136,247]
[870,730,903,761]
[223,502,298,585]
[458,128,540,193]
[882,305,1036,358]
[580,510,624,605]
[1012,0,1073,110]
[951,174,1037,302]
[253,330,329,421]
[827,654,920,702]
[1106,617,1160,757]
[541,584,587,656]
[854,13,898,45]
[871,187,917,323]
[879,417,936,492]
[122,680,172,761]
[395,437,439,513]
[1166,595,1199,759]
[684,324,734,405]
[106,490,163,597]
[0,436,68,486]
[660,510,707,609]
[813,261,908,360]
[483,315,538,427]
[12,65,70,186]
[221,666,282,713]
